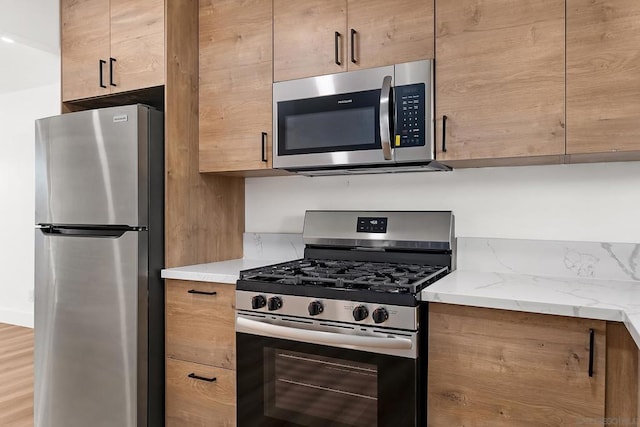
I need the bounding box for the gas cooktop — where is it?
[240,258,449,295]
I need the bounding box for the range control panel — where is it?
[395,83,426,148]
[356,217,388,233]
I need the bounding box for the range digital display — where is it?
[356,217,388,233]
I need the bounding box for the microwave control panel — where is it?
[395,83,426,147]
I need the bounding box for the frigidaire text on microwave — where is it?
[272,59,450,176]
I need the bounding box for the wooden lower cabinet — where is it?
[166,358,236,427]
[166,280,236,370]
[166,279,237,426]
[427,303,606,426]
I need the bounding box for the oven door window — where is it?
[277,89,381,156]
[237,333,418,427]
[266,349,377,427]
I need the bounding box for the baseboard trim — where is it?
[0,308,33,328]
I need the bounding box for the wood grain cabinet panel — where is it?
[166,280,236,370]
[199,0,273,173]
[346,0,433,71]
[434,0,565,164]
[566,0,640,156]
[166,358,236,427]
[273,0,347,82]
[61,0,164,102]
[109,0,164,94]
[61,0,111,101]
[428,303,606,426]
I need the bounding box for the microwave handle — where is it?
[379,75,393,161]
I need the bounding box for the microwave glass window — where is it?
[264,348,378,427]
[284,107,376,151]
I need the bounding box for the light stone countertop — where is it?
[161,259,286,284]
[421,270,640,349]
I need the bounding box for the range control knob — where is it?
[251,295,267,309]
[308,301,324,316]
[372,307,389,324]
[267,296,283,311]
[352,305,369,321]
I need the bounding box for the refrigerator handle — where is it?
[39,227,130,238]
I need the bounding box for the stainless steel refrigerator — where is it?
[34,104,164,427]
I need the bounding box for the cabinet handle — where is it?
[350,29,357,64]
[187,289,217,296]
[188,373,217,383]
[109,57,116,87]
[588,328,594,377]
[334,31,342,66]
[99,60,107,88]
[261,132,268,163]
[442,115,448,153]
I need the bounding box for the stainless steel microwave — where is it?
[272,60,449,176]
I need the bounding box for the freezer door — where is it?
[35,105,150,227]
[34,228,148,427]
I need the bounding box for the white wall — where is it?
[0,82,60,327]
[245,161,640,243]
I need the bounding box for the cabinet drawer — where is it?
[166,358,236,427]
[166,280,236,369]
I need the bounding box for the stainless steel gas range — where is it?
[235,210,455,427]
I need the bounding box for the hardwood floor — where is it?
[0,323,34,427]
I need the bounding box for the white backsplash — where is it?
[457,237,640,282]
[243,233,304,260]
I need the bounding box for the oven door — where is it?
[236,314,421,427]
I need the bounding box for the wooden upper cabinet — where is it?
[199,0,273,173]
[61,0,111,101]
[346,0,433,71]
[435,0,565,164]
[61,0,164,103]
[428,303,606,426]
[273,0,346,82]
[567,0,640,156]
[109,0,164,94]
[273,0,433,82]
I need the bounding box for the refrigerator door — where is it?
[35,105,150,227]
[34,228,148,427]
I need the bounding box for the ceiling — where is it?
[0,0,60,94]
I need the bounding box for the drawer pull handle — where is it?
[187,289,217,296]
[588,328,594,377]
[188,373,217,383]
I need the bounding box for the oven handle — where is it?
[237,316,413,350]
[379,75,393,161]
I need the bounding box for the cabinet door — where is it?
[199,0,273,172]
[567,0,640,156]
[110,0,165,94]
[346,0,434,71]
[166,280,236,370]
[273,0,347,82]
[166,358,236,427]
[435,0,565,164]
[428,304,606,426]
[61,0,110,101]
